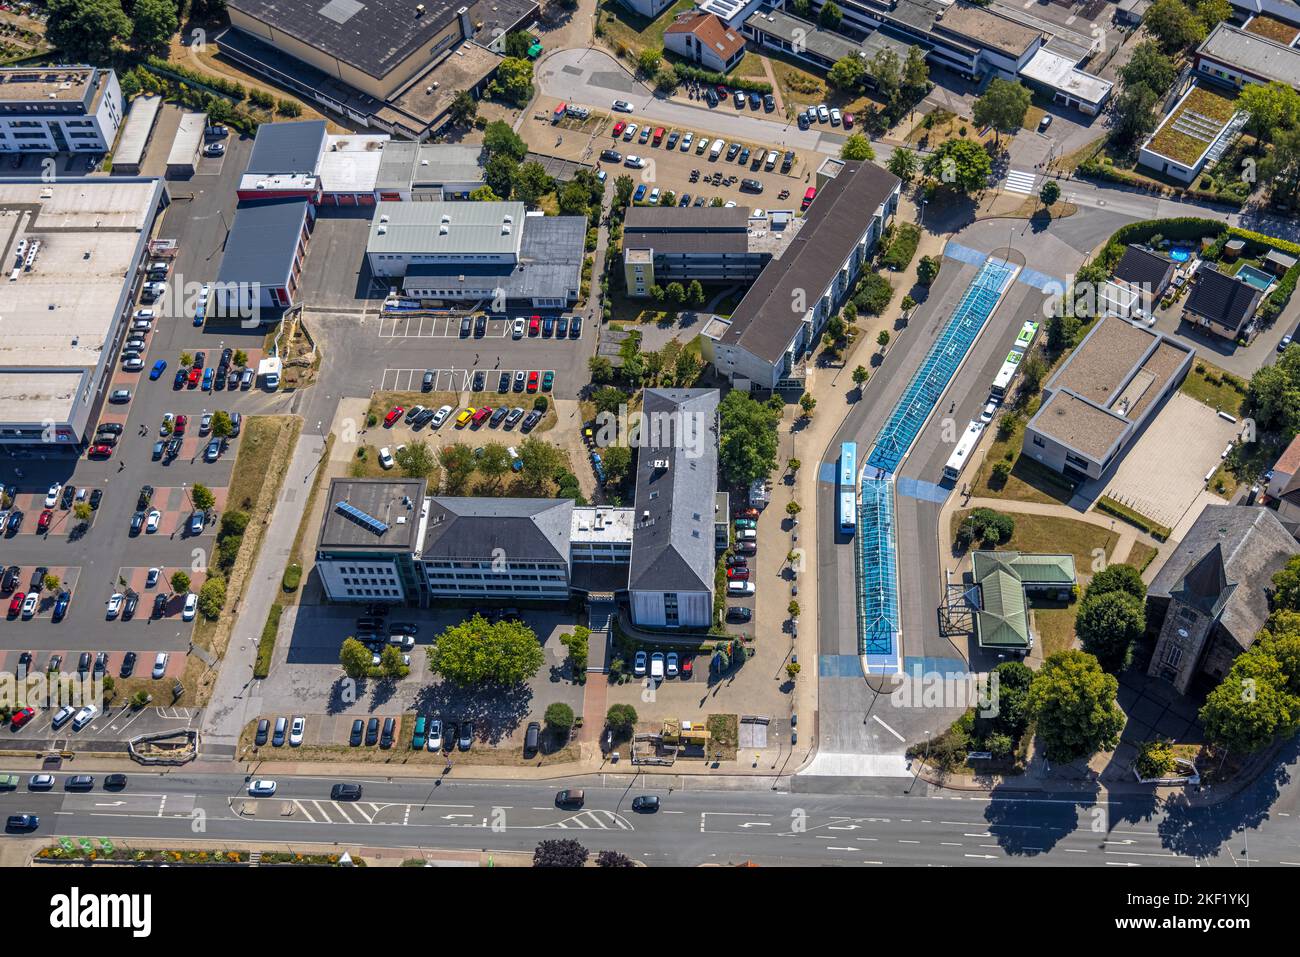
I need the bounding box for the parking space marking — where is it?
[376,315,513,339]
[379,368,553,395]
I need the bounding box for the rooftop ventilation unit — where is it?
[439,224,449,235]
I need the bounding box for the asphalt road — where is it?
[5,758,1300,867]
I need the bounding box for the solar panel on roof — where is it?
[335,500,389,535]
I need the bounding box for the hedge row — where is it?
[1096,495,1171,542]
[673,64,772,95]
[1078,158,1246,208]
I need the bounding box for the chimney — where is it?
[458,5,472,39]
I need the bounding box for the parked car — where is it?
[379,717,395,749]
[349,719,364,746]
[289,716,305,746]
[248,780,277,796]
[182,592,198,620]
[631,795,660,812]
[458,721,474,751]
[365,717,380,745]
[272,716,287,746]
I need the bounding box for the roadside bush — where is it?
[282,563,302,592]
[220,510,249,537]
[533,395,549,412]
[880,223,921,272]
[217,534,243,571]
[198,576,227,621]
[853,271,893,315]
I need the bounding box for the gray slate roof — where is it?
[1113,245,1175,291]
[421,497,574,564]
[1149,504,1300,650]
[629,389,720,594]
[245,120,327,175]
[217,199,311,287]
[1185,265,1263,336]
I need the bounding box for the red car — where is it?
[734,507,760,520]
[384,406,404,427]
[10,707,35,729]
[527,371,539,393]
[37,509,52,533]
[174,414,187,434]
[612,120,626,137]
[528,316,540,336]
[8,593,24,617]
[88,444,113,459]
[843,112,854,129]
[187,367,201,387]
[726,566,750,581]
[681,655,694,680]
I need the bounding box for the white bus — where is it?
[990,351,1022,398]
[943,420,985,482]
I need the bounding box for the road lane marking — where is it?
[871,715,905,741]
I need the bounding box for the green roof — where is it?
[970,551,1077,650]
[971,550,1076,586]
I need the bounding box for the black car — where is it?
[65,775,94,791]
[120,651,137,677]
[104,773,128,790]
[6,510,22,534]
[443,720,458,753]
[77,652,91,674]
[600,148,622,162]
[474,315,487,337]
[89,489,102,510]
[16,652,31,679]
[726,555,747,568]
[631,795,661,812]
[473,370,486,392]
[365,717,380,746]
[349,719,364,746]
[458,721,473,751]
[138,485,154,509]
[390,622,418,636]
[355,616,383,632]
[255,718,270,746]
[60,485,75,509]
[5,814,38,832]
[193,351,205,369]
[498,372,510,393]
[2,566,19,593]
[151,594,167,619]
[570,316,582,338]
[726,606,752,623]
[122,592,138,621]
[93,652,108,678]
[422,370,435,392]
[521,411,543,433]
[29,566,47,591]
[460,316,471,337]
[490,407,508,427]
[379,717,395,749]
[331,783,363,800]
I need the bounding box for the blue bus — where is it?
[838,441,857,535]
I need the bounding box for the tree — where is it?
[1261,126,1300,209]
[512,161,552,206]
[1028,650,1126,763]
[131,0,177,54]
[1039,180,1061,207]
[504,29,533,59]
[637,47,662,77]
[1200,648,1300,752]
[665,281,686,306]
[477,443,512,488]
[519,438,564,491]
[828,56,865,91]
[1086,563,1147,604]
[1135,738,1177,779]
[1237,81,1300,141]
[73,501,92,524]
[614,174,635,210]
[818,0,842,29]
[602,445,632,484]
[654,65,679,94]
[396,440,437,479]
[606,703,637,734]
[439,443,477,492]
[718,390,781,485]
[869,49,902,110]
[589,355,614,384]
[840,133,876,161]
[46,0,130,64]
[1019,354,1048,394]
[902,45,929,102]
[1112,83,1161,148]
[596,849,634,867]
[41,573,60,593]
[469,184,501,202]
[379,644,408,680]
[427,614,545,685]
[533,839,588,867]
[886,147,918,184]
[1272,554,1300,611]
[340,638,373,679]
[449,89,478,127]
[485,154,519,200]
[593,386,626,415]
[1144,0,1207,53]
[1076,591,1144,673]
[1118,40,1177,99]
[187,484,215,513]
[483,120,528,161]
[786,500,802,518]
[545,702,575,733]
[560,626,590,672]
[558,180,592,218]
[1195,0,1231,30]
[197,577,226,620]
[973,79,1031,145]
[852,365,869,392]
[924,138,992,194]
[799,392,816,418]
[991,660,1035,739]
[877,330,890,349]
[917,255,941,285]
[210,410,233,439]
[493,57,535,106]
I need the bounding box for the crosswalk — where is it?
[1003,169,1038,195]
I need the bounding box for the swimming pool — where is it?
[1237,264,1275,292]
[1169,247,1192,263]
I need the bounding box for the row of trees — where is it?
[47,0,178,62]
[828,46,929,131]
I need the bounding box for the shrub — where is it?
[198,577,227,620]
[545,702,575,732]
[282,563,302,592]
[533,395,548,412]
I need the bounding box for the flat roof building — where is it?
[374,141,485,200]
[0,177,169,445]
[111,94,161,175]
[0,66,123,155]
[1196,21,1300,92]
[214,198,315,319]
[316,477,430,604]
[1021,315,1194,481]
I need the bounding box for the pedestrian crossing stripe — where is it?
[1004,170,1037,195]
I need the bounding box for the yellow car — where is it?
[455,407,475,428]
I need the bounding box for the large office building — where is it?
[367,200,585,309]
[0,177,169,446]
[219,0,537,139]
[1021,316,1194,482]
[701,158,900,391]
[1196,19,1300,92]
[315,478,430,603]
[0,66,123,155]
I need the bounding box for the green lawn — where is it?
[954,510,1119,576]
[969,431,1076,505]
[597,0,695,57]
[1032,605,1077,658]
[1178,359,1247,416]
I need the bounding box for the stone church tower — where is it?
[1148,544,1235,695]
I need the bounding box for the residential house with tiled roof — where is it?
[1183,264,1264,340]
[664,11,747,72]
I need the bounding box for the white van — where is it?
[709,139,725,160]
[736,527,757,541]
[727,580,755,596]
[764,150,778,171]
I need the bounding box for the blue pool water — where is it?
[1169,247,1192,262]
[1237,264,1275,292]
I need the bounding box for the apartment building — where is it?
[0,67,122,154]
[622,206,794,294]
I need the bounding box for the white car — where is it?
[145,508,161,533]
[71,705,98,731]
[512,318,525,339]
[105,592,124,619]
[624,155,646,169]
[829,107,842,126]
[248,779,277,796]
[695,137,710,155]
[152,652,169,678]
[378,446,394,470]
[727,580,755,596]
[666,651,679,677]
[649,187,660,203]
[20,593,37,619]
[612,100,633,112]
[980,400,998,423]
[44,484,61,508]
[289,716,305,746]
[680,132,693,152]
[430,405,454,429]
[634,650,647,676]
[427,719,443,752]
[623,123,638,141]
[182,592,198,621]
[817,104,830,123]
[134,308,155,321]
